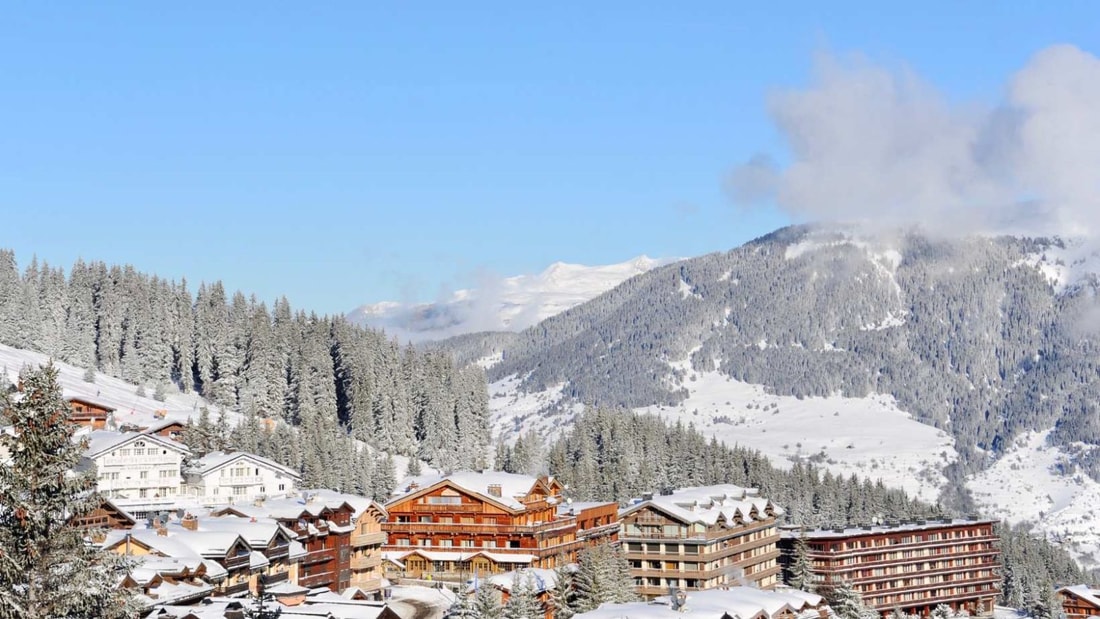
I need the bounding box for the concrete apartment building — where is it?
[780,518,1001,617]
[618,484,784,598]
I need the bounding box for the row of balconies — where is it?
[623,532,780,562]
[865,583,1001,611]
[836,559,1000,586]
[810,546,1000,571]
[811,534,999,557]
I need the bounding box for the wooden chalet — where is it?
[383,471,616,583]
[1059,585,1100,619]
[66,396,115,429]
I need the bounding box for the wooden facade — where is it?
[781,519,1000,617]
[1059,585,1100,619]
[67,397,114,430]
[349,501,389,595]
[619,485,783,598]
[383,473,616,582]
[215,498,356,592]
[69,497,137,536]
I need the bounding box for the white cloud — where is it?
[730,45,1100,238]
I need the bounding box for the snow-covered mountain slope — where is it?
[0,343,231,431]
[488,361,955,503]
[348,255,676,342]
[969,430,1100,570]
[480,225,1100,569]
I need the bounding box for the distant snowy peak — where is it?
[348,255,678,342]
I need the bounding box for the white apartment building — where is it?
[83,430,191,519]
[185,451,300,506]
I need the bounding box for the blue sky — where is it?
[1,3,1097,314]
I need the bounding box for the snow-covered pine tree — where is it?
[474,581,503,619]
[0,363,137,618]
[826,580,873,619]
[787,533,816,592]
[444,589,480,619]
[503,573,543,619]
[549,562,576,619]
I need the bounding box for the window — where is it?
[278,484,285,491]
[159,470,174,478]
[139,471,149,479]
[138,488,148,498]
[427,496,462,505]
[119,449,131,457]
[133,448,144,456]
[234,487,248,496]
[396,539,410,546]
[419,516,433,523]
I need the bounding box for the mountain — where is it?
[347,255,676,342]
[461,224,1100,568]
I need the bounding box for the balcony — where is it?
[299,571,336,589]
[263,571,290,585]
[302,548,336,565]
[384,520,574,537]
[224,554,251,570]
[220,476,264,487]
[221,581,251,597]
[621,520,777,542]
[352,555,382,570]
[352,531,387,547]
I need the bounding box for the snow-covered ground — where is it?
[488,374,583,445]
[634,365,955,503]
[968,429,1100,570]
[0,343,232,430]
[349,255,677,342]
[488,359,955,503]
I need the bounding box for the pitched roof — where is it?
[621,484,783,526]
[187,450,301,480]
[574,586,823,619]
[389,471,550,511]
[1060,585,1100,609]
[83,430,190,458]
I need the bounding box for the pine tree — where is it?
[503,573,544,619]
[826,580,872,619]
[0,363,137,618]
[787,533,817,592]
[549,562,576,619]
[474,581,503,619]
[445,590,481,619]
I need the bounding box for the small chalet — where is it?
[70,496,138,536]
[66,396,115,430]
[1059,584,1100,619]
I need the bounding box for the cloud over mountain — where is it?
[730,45,1100,237]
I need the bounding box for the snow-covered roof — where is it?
[390,471,550,511]
[83,430,190,458]
[785,517,996,539]
[574,587,822,619]
[305,488,388,521]
[1059,584,1100,609]
[183,515,297,547]
[486,568,560,593]
[386,549,536,565]
[213,493,355,521]
[620,485,783,527]
[186,450,301,480]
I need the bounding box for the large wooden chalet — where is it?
[66,396,115,430]
[383,472,618,582]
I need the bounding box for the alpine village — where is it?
[0,248,1095,619]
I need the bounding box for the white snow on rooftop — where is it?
[574,586,823,619]
[623,484,781,527]
[391,470,547,511]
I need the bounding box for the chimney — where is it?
[407,482,419,493]
[181,513,198,531]
[487,484,502,498]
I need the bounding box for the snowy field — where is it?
[0,343,233,430]
[488,360,955,503]
[634,366,955,503]
[968,430,1100,570]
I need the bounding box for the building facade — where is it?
[1059,585,1100,619]
[780,519,1001,617]
[83,430,190,519]
[619,485,784,598]
[184,451,300,506]
[383,472,617,582]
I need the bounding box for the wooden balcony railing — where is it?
[352,555,382,570]
[352,531,387,547]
